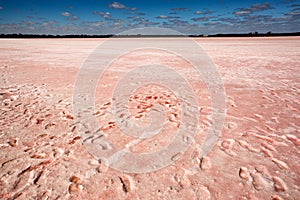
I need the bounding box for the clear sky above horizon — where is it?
[0,0,299,35]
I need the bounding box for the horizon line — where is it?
[0,32,299,38]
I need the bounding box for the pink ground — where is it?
[0,37,299,199]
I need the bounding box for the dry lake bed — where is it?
[0,37,299,199]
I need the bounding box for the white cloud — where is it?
[156,15,180,19]
[72,16,79,20]
[191,17,211,22]
[195,10,214,15]
[156,15,169,19]
[82,21,106,27]
[61,12,79,21]
[92,22,106,26]
[233,2,274,16]
[93,11,111,19]
[61,12,71,17]
[195,11,204,14]
[233,11,252,15]
[41,21,57,27]
[108,2,136,10]
[109,2,126,9]
[250,2,273,12]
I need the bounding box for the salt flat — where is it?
[0,37,299,199]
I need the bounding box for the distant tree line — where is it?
[0,33,114,38]
[0,32,299,38]
[189,32,300,37]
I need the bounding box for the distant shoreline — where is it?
[0,32,299,38]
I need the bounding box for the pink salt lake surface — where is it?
[0,37,299,199]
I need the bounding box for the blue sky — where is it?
[0,0,299,35]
